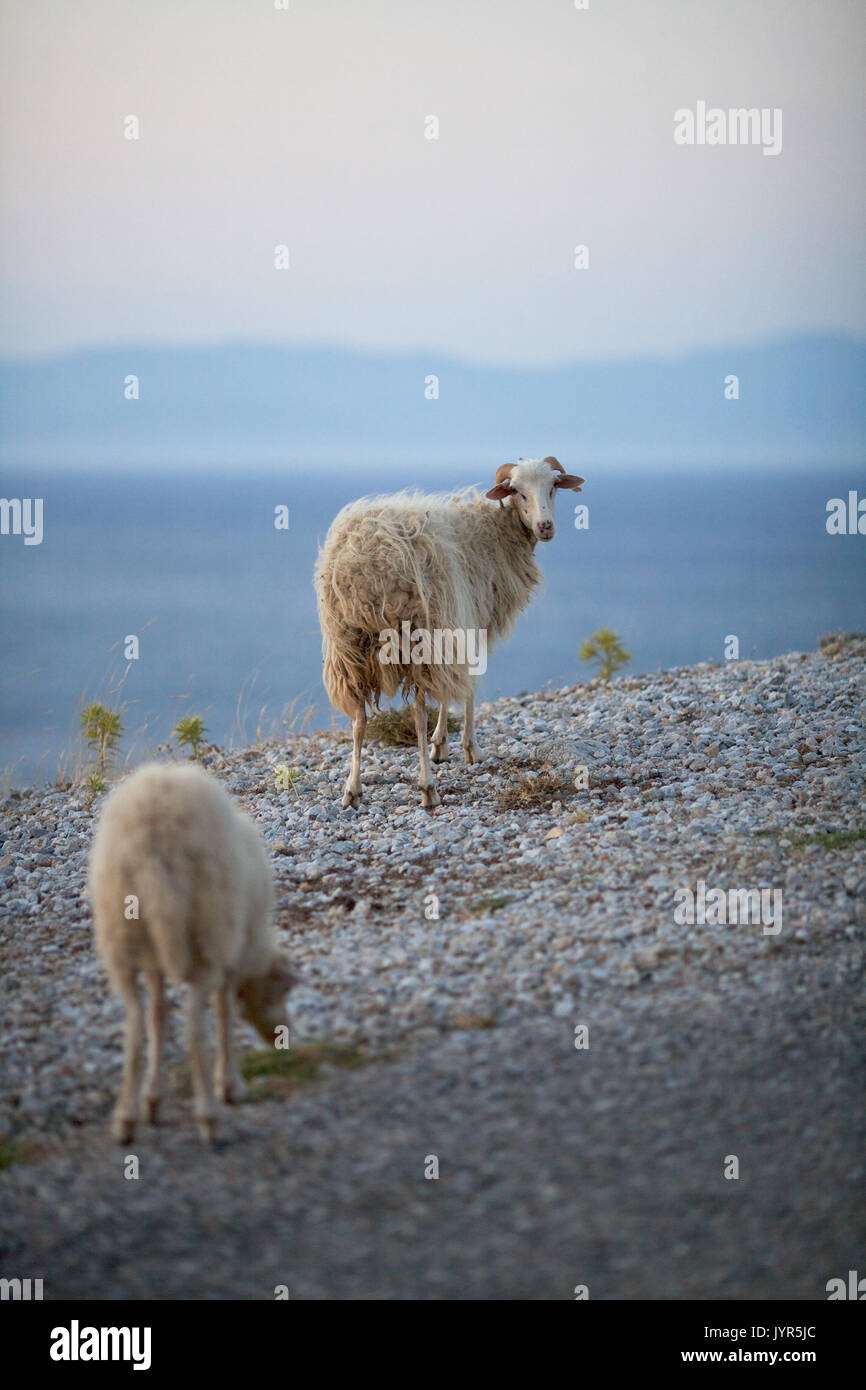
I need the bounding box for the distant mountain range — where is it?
[1,333,864,468]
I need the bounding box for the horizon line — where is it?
[2,327,865,373]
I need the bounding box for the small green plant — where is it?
[239,1042,368,1095]
[174,713,208,760]
[579,627,632,683]
[0,1138,20,1170]
[791,827,866,851]
[177,1042,370,1102]
[273,763,300,796]
[752,825,866,852]
[80,701,124,781]
[0,1137,41,1168]
[468,895,511,916]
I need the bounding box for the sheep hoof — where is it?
[112,1113,136,1144]
[220,1077,248,1105]
[341,788,362,809]
[430,742,449,764]
[197,1114,219,1145]
[146,1098,160,1125]
[463,743,479,765]
[420,786,440,809]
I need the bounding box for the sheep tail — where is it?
[319,604,383,715]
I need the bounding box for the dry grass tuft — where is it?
[495,765,573,810]
[367,707,460,746]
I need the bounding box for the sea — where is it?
[1,464,863,785]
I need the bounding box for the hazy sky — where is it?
[1,0,864,365]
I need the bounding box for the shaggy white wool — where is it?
[90,761,275,989]
[314,485,541,714]
[89,762,293,1142]
[313,457,583,808]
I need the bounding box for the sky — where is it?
[1,0,864,366]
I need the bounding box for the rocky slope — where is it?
[0,638,864,1297]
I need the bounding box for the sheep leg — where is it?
[342,703,366,808]
[214,985,247,1104]
[430,701,450,763]
[186,986,218,1143]
[112,974,144,1144]
[414,692,440,809]
[462,688,480,764]
[143,970,166,1124]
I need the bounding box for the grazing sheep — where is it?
[314,455,584,808]
[89,762,294,1143]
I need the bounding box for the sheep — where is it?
[314,455,584,809]
[88,762,295,1143]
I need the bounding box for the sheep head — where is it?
[237,951,297,1044]
[485,456,584,542]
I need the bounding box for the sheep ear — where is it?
[554,473,584,492]
[486,483,513,501]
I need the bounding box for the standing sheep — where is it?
[314,455,584,808]
[89,762,295,1143]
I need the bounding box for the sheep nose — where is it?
[537,520,554,540]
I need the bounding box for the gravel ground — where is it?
[1,636,864,1298]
